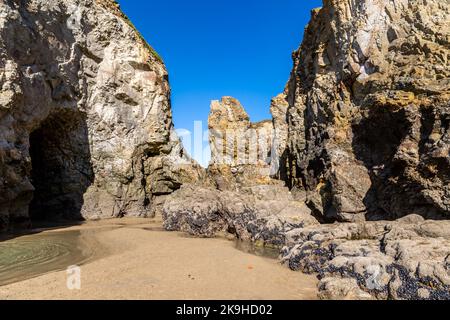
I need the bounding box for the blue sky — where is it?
[118,0,322,165]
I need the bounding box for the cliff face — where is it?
[274,0,450,222]
[0,0,203,231]
[207,96,276,190]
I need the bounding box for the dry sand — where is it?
[0,218,318,300]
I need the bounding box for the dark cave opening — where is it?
[28,110,94,223]
[352,106,448,220]
[352,107,411,220]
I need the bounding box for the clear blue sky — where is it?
[118,0,322,165]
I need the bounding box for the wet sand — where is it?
[0,218,318,300]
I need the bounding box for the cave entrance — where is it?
[29,110,94,223]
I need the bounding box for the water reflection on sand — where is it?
[0,229,98,286]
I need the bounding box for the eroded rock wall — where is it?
[0,0,203,230]
[208,96,277,190]
[272,0,450,222]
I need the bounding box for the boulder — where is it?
[163,184,319,246]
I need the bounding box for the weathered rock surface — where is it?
[1,0,448,301]
[164,190,450,299]
[273,0,450,299]
[163,184,318,246]
[281,217,450,300]
[0,0,203,230]
[272,0,450,222]
[317,277,374,300]
[209,96,273,167]
[269,93,290,180]
[208,97,276,190]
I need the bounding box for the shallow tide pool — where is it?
[0,230,96,286]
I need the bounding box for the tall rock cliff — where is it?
[163,0,450,300]
[273,0,450,222]
[207,96,276,190]
[0,0,203,231]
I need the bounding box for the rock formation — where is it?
[165,184,450,300]
[163,0,450,300]
[0,0,203,231]
[269,93,290,180]
[0,0,448,301]
[281,216,450,300]
[207,96,276,190]
[164,184,317,244]
[273,0,450,222]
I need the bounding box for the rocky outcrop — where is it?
[164,187,450,299]
[272,0,450,222]
[281,216,450,300]
[2,0,448,301]
[269,93,290,180]
[0,0,204,231]
[163,184,318,246]
[208,96,276,190]
[276,0,450,299]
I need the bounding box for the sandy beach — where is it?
[0,218,318,300]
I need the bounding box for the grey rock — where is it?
[163,184,319,246]
[318,277,374,300]
[162,0,450,301]
[271,0,450,221]
[0,0,204,230]
[207,96,277,191]
[269,93,289,180]
[281,220,450,300]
